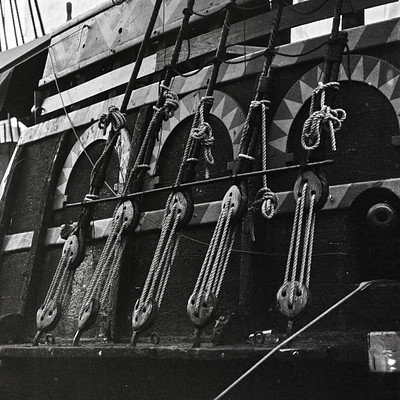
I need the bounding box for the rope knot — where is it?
[161,86,179,121]
[250,99,271,111]
[98,106,127,132]
[302,82,346,151]
[190,121,215,177]
[253,187,278,219]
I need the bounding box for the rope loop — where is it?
[191,122,215,165]
[161,85,179,121]
[98,106,127,132]
[135,164,151,171]
[249,187,278,240]
[302,81,346,151]
[257,187,278,219]
[301,104,346,151]
[250,99,271,112]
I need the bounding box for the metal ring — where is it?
[150,332,160,345]
[45,333,55,345]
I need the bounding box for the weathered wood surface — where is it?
[157,0,396,69]
[40,54,156,115]
[37,0,396,116]
[40,0,230,85]
[21,17,400,145]
[1,343,394,400]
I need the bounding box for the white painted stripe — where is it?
[2,231,34,252]
[40,54,157,115]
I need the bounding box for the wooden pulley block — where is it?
[36,299,61,332]
[132,298,159,333]
[293,171,328,210]
[115,200,139,235]
[168,191,193,228]
[222,185,243,218]
[276,281,310,320]
[77,297,100,330]
[187,291,217,328]
[63,233,81,270]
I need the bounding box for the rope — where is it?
[301,82,346,152]
[36,106,127,338]
[176,95,215,184]
[190,193,238,314]
[214,280,390,400]
[249,100,278,230]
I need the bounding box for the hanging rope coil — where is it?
[301,82,346,152]
[182,95,215,180]
[156,84,180,121]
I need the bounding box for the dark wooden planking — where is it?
[8,132,69,342]
[156,0,396,70]
[0,145,25,342]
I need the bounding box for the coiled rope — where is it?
[301,81,346,152]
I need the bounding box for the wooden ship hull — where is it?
[0,0,399,398]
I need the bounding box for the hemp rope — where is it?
[78,87,180,321]
[301,81,346,152]
[37,106,127,336]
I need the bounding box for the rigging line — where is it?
[168,36,329,69]
[33,0,45,35]
[213,279,396,400]
[64,159,334,208]
[9,0,19,47]
[171,58,213,77]
[120,0,163,113]
[190,5,227,17]
[28,0,38,39]
[12,0,23,44]
[282,0,330,16]
[0,0,8,50]
[48,48,117,196]
[231,2,270,12]
[139,213,350,258]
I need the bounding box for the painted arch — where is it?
[53,122,130,209]
[148,89,246,177]
[268,55,400,166]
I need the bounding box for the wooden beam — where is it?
[2,176,400,253]
[20,16,400,145]
[40,54,156,115]
[39,0,230,86]
[156,0,396,69]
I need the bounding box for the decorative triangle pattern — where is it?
[148,90,245,177]
[54,122,130,209]
[269,55,400,167]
